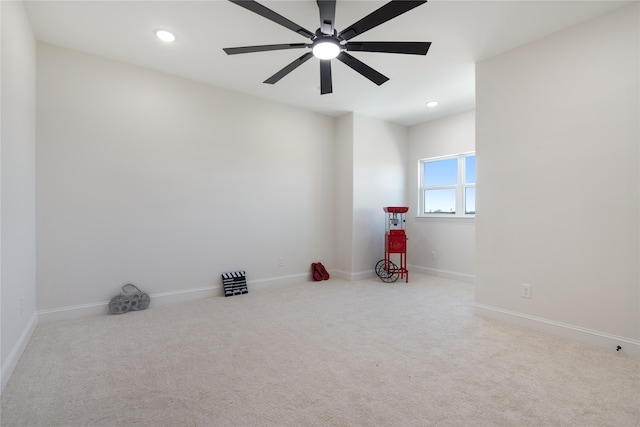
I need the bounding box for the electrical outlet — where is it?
[278,257,285,267]
[521,284,531,299]
[431,251,437,260]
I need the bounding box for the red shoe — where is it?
[311,263,323,281]
[316,262,330,280]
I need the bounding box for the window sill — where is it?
[414,215,475,223]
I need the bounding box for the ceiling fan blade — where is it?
[336,52,389,86]
[320,60,333,94]
[264,52,314,85]
[228,0,314,39]
[338,0,427,41]
[317,0,337,35]
[224,43,308,55]
[345,41,431,55]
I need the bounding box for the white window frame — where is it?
[418,152,475,218]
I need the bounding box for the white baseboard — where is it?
[331,269,374,281]
[333,267,474,283]
[249,272,311,289]
[38,300,111,323]
[474,304,640,358]
[1,312,38,393]
[37,273,311,323]
[409,265,475,283]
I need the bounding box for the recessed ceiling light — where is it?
[426,101,439,107]
[155,30,176,43]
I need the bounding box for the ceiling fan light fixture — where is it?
[312,40,340,60]
[155,30,176,43]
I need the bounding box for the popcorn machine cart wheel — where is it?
[375,206,409,283]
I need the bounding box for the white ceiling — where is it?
[24,0,631,126]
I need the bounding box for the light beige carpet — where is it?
[1,274,639,426]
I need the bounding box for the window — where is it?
[419,153,475,217]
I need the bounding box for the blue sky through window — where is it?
[424,189,456,213]
[424,158,457,186]
[466,156,476,183]
[465,187,476,214]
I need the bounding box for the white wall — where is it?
[36,43,337,316]
[1,0,38,391]
[407,111,476,282]
[475,4,639,353]
[331,113,408,280]
[333,114,355,278]
[352,114,408,277]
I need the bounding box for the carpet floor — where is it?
[1,274,639,426]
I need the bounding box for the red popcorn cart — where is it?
[375,206,409,283]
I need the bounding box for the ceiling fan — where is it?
[223,0,431,95]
